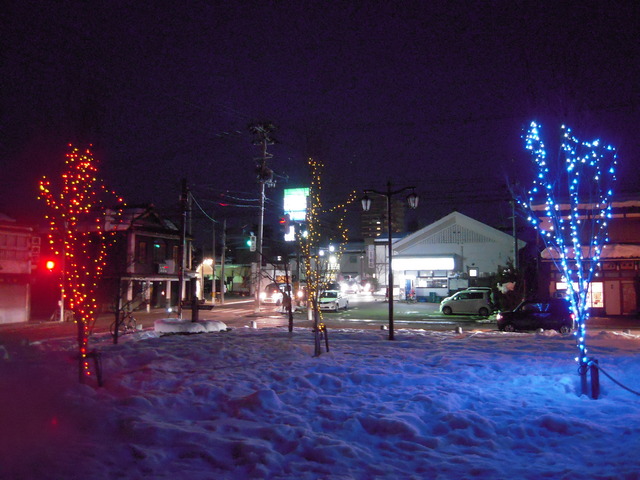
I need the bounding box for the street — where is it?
[2,293,639,345]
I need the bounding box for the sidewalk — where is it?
[0,304,235,342]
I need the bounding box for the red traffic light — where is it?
[45,259,56,271]
[279,214,290,228]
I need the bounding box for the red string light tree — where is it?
[38,144,125,384]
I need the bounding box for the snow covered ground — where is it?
[1,321,640,479]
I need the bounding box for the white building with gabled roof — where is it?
[366,211,524,301]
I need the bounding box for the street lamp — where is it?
[362,181,419,340]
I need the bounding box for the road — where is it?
[2,293,638,345]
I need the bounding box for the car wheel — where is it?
[559,325,572,334]
[503,323,515,332]
[344,301,349,310]
[442,306,452,315]
[479,307,490,317]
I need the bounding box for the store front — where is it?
[543,248,640,316]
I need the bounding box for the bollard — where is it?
[590,358,600,400]
[319,323,329,352]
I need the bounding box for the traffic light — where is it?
[280,214,296,242]
[247,234,257,252]
[45,259,56,271]
[279,214,290,231]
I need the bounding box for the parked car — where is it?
[440,289,494,316]
[318,290,349,311]
[497,298,576,334]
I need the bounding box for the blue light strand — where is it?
[522,121,617,368]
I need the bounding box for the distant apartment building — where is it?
[360,196,405,238]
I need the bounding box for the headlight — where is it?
[259,292,266,300]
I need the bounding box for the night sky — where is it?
[2,1,639,236]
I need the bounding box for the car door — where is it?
[514,302,542,330]
[466,291,485,314]
[538,302,558,330]
[545,300,571,330]
[451,292,469,313]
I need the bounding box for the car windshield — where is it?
[322,291,338,299]
[518,302,549,313]
[264,284,283,295]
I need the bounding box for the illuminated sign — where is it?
[283,188,310,222]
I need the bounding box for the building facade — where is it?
[0,215,37,324]
[536,197,640,316]
[103,206,194,311]
[364,211,523,301]
[360,196,406,238]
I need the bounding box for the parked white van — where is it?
[439,289,494,317]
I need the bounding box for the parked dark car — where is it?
[497,298,576,334]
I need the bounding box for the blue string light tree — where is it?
[521,121,617,398]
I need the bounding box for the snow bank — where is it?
[1,326,640,479]
[154,318,228,334]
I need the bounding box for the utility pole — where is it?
[221,218,226,305]
[512,200,517,269]
[178,179,189,319]
[211,219,216,303]
[249,122,276,313]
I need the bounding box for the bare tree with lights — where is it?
[520,121,617,397]
[38,145,125,384]
[298,157,356,356]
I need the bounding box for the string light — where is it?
[38,145,125,381]
[522,122,617,370]
[298,158,356,322]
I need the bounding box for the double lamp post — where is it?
[361,181,419,340]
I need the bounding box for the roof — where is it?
[393,211,523,253]
[541,244,640,260]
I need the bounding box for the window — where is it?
[554,281,604,308]
[423,278,447,288]
[138,241,147,264]
[522,302,543,313]
[153,240,166,263]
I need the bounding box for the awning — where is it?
[393,256,455,271]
